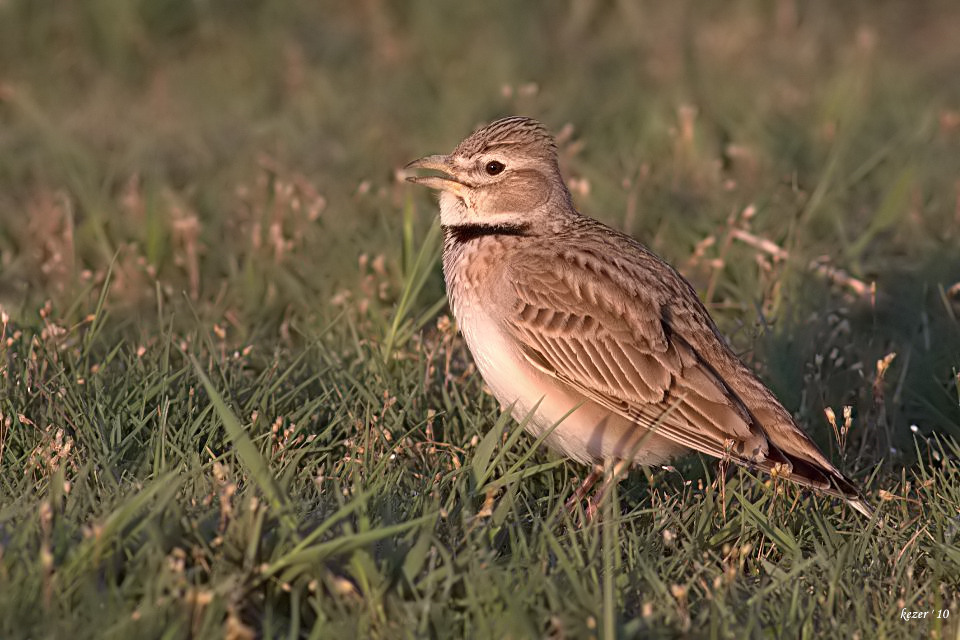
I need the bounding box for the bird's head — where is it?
[405,116,573,228]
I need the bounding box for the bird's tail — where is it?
[761,445,875,519]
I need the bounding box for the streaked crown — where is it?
[453,116,558,162]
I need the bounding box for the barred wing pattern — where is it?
[500,238,872,515]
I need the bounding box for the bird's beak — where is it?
[404,154,470,198]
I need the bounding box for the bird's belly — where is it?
[458,308,685,466]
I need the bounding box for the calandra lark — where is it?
[406,116,872,518]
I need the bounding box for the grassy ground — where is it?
[1,1,959,637]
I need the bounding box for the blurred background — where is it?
[1,3,960,635]
[1,0,959,445]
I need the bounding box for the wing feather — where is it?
[503,250,772,466]
[494,238,871,514]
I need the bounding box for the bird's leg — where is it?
[565,460,631,524]
[716,439,735,523]
[584,459,631,522]
[565,464,603,513]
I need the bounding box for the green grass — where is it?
[1,1,959,637]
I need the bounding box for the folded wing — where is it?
[499,241,872,516]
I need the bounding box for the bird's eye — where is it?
[485,160,505,176]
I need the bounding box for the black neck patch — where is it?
[443,222,531,244]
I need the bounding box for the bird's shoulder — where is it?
[497,219,716,345]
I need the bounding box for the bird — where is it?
[405,115,873,519]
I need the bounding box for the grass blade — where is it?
[190,354,299,536]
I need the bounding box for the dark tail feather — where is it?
[762,446,875,518]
